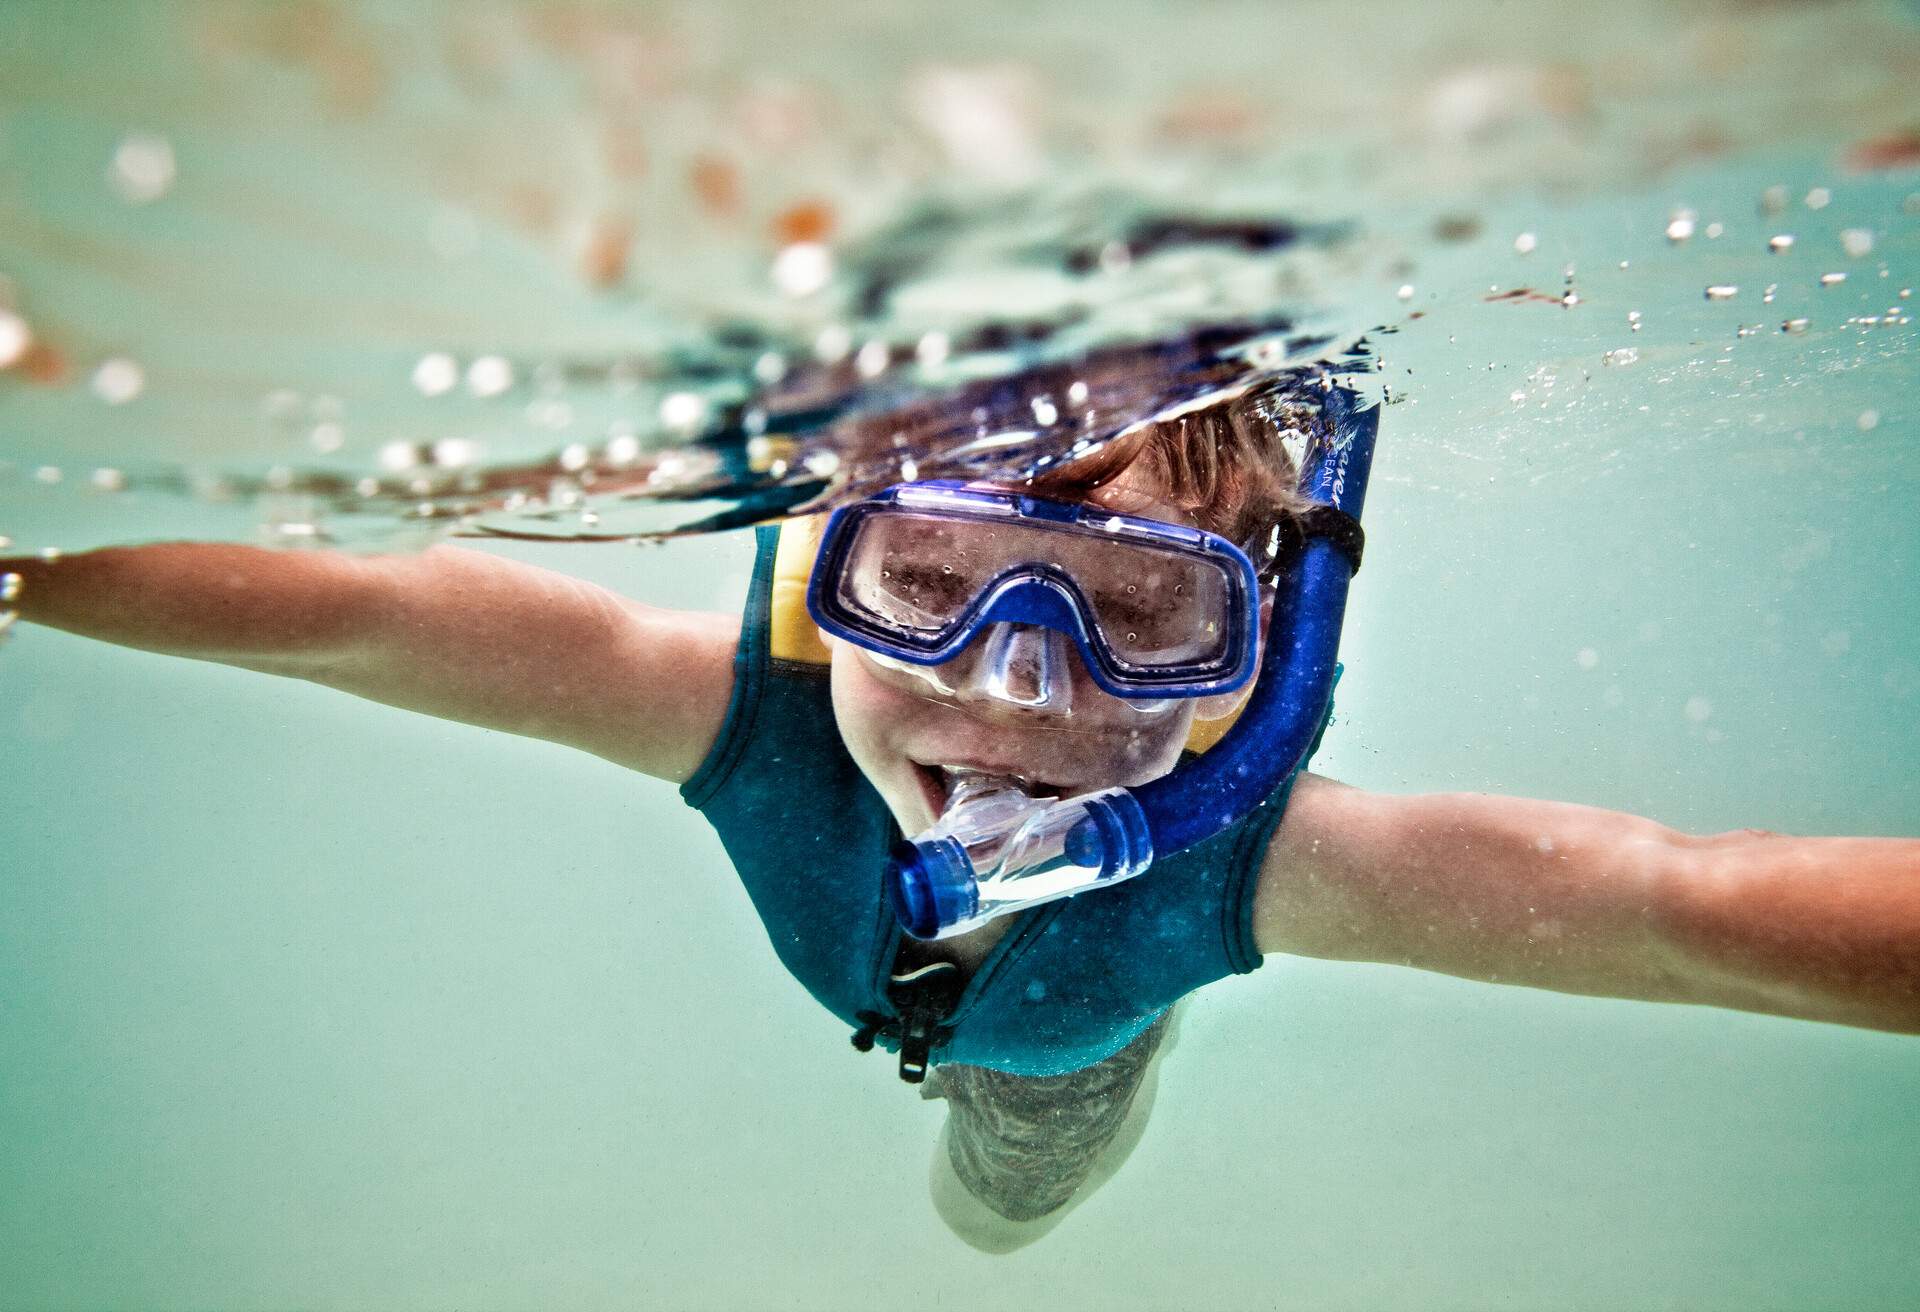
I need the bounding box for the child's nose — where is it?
[975,623,1073,715]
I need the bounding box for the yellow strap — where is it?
[770,517,834,664]
[768,518,1247,752]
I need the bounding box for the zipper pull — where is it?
[886,961,963,1084]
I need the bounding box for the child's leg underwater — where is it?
[925,1003,1183,1252]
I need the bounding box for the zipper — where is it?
[853,880,1059,1082]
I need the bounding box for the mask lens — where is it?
[1084,553,1234,669]
[838,512,983,634]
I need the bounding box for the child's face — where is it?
[824,468,1213,837]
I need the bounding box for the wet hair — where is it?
[1027,387,1320,579]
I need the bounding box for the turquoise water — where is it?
[3,3,1919,1308]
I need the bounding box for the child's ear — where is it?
[1192,586,1275,723]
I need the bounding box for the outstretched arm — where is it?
[1255,774,1920,1034]
[0,542,738,783]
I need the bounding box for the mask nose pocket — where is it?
[980,623,1073,713]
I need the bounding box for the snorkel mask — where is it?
[807,386,1377,940]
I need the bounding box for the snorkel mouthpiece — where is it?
[886,775,1152,940]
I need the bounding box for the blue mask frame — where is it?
[804,482,1262,700]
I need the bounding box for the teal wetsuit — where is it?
[682,526,1334,1077]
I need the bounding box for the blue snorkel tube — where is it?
[888,384,1379,939]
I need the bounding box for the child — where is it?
[5,387,1917,1254]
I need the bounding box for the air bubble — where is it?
[658,391,708,433]
[412,353,458,396]
[0,309,31,368]
[91,358,144,404]
[378,441,420,472]
[814,324,852,363]
[430,437,482,468]
[915,333,950,369]
[855,340,890,378]
[108,133,175,204]
[772,242,833,297]
[466,355,514,397]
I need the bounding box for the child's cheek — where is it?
[827,644,910,760]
